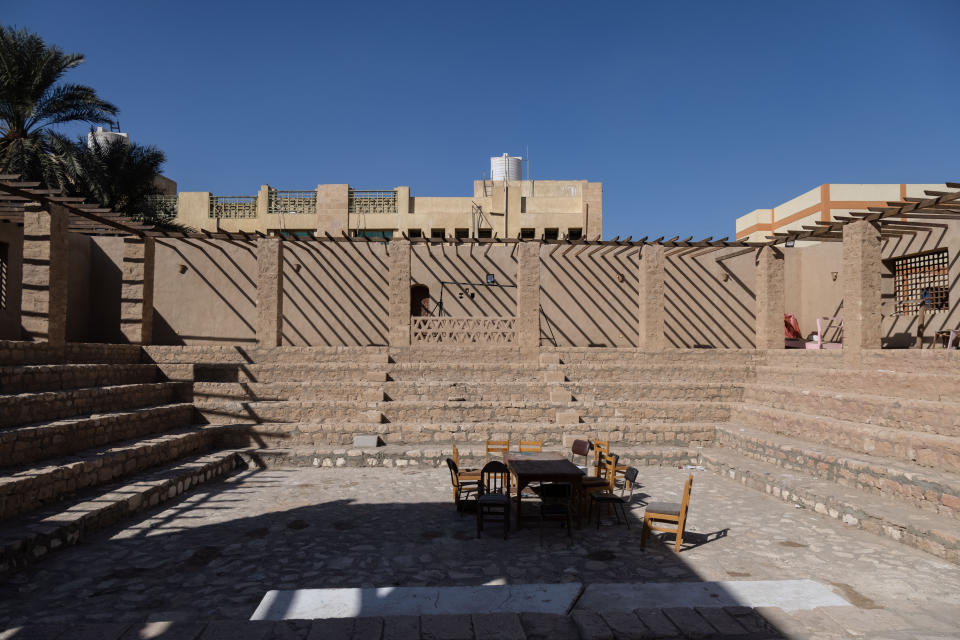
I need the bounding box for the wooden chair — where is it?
[485,439,510,463]
[570,439,592,470]
[588,455,629,529]
[445,458,478,515]
[539,482,573,545]
[641,474,694,552]
[477,460,511,539]
[452,444,480,480]
[518,440,543,453]
[593,440,629,482]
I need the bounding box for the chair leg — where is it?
[675,527,683,552]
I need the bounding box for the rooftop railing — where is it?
[349,189,397,214]
[269,190,316,216]
[210,196,257,219]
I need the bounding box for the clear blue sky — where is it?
[5,0,958,240]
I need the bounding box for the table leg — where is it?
[515,478,527,530]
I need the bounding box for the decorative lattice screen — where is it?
[893,249,949,314]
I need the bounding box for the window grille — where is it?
[210,196,257,219]
[348,190,397,214]
[269,190,316,216]
[520,228,535,239]
[143,195,178,219]
[455,228,469,239]
[567,228,583,240]
[893,249,949,314]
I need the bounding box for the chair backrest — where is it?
[678,474,694,528]
[518,440,542,453]
[571,439,591,457]
[603,454,619,491]
[593,440,610,473]
[624,466,639,485]
[480,460,510,496]
[540,482,572,502]
[446,458,460,488]
[452,444,462,467]
[486,440,510,463]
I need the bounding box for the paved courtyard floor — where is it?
[2,464,959,638]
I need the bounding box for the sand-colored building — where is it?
[736,184,948,242]
[168,179,602,241]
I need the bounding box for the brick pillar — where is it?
[120,236,155,344]
[637,244,665,351]
[21,202,68,345]
[516,241,541,349]
[388,238,411,347]
[256,237,283,347]
[755,246,785,350]
[842,220,882,360]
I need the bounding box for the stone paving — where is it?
[1,464,960,638]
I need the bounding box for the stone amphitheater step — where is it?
[754,364,960,402]
[213,362,541,383]
[546,363,758,384]
[196,399,733,425]
[0,382,191,429]
[0,402,195,467]
[550,347,760,365]
[715,424,960,520]
[730,402,960,474]
[0,341,143,366]
[234,443,702,470]
[0,426,220,522]
[214,421,719,448]
[0,448,244,575]
[700,447,960,564]
[742,383,960,436]
[191,380,744,403]
[0,363,161,394]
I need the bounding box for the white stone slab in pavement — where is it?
[575,580,849,613]
[250,583,583,620]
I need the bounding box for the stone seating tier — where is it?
[191,380,744,403]
[0,341,251,576]
[215,421,718,448]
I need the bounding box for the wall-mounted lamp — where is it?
[785,239,796,248]
[722,272,730,282]
[831,271,839,282]
[178,264,188,274]
[293,263,302,273]
[486,273,495,285]
[616,273,624,283]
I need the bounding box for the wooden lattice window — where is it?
[893,249,949,314]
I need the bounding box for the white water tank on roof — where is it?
[87,126,129,149]
[490,153,522,182]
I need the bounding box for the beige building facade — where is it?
[168,179,602,241]
[736,184,948,242]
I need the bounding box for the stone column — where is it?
[755,246,785,349]
[516,241,541,348]
[256,237,283,347]
[388,238,411,347]
[120,236,155,344]
[637,244,665,351]
[21,202,68,345]
[842,220,882,359]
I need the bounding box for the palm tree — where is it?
[0,26,117,186]
[54,133,173,225]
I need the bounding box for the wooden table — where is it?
[505,453,583,529]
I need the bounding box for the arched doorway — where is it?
[410,284,431,316]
